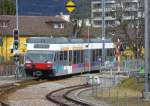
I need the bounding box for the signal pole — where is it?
[16,0,19,30]
[102,0,106,66]
[144,0,150,101]
[13,0,20,80]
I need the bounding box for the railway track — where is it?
[46,84,95,106]
[0,78,47,106]
[0,83,16,106]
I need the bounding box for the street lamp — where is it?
[144,0,150,101]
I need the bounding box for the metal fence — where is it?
[0,64,27,80]
[101,59,144,74]
[87,59,145,106]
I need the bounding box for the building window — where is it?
[93,20,102,26]
[54,23,64,29]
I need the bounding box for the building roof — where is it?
[0,15,73,37]
[26,37,113,44]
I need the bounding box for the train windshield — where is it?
[25,52,54,63]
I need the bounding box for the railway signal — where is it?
[14,54,20,62]
[13,29,19,50]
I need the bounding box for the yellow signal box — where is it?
[66,0,76,12]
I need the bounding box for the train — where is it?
[24,37,114,78]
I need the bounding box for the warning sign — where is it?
[66,0,76,12]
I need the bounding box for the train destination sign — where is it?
[34,44,49,48]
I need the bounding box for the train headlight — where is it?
[46,61,52,64]
[25,60,32,63]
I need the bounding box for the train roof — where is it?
[26,37,113,44]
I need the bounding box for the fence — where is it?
[0,64,27,80]
[101,59,144,74]
[88,59,145,106]
[87,75,145,106]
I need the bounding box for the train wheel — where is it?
[34,71,43,77]
[25,70,33,76]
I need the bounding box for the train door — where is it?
[71,50,84,74]
[84,49,91,72]
[91,49,102,71]
[53,51,68,76]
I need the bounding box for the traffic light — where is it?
[14,40,19,50]
[13,29,19,50]
[13,29,19,41]
[14,54,20,62]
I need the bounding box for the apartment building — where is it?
[91,0,116,28]
[120,0,142,20]
[91,0,144,28]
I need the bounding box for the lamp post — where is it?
[144,0,150,101]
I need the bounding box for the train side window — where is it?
[107,49,113,56]
[92,49,96,62]
[54,52,58,61]
[81,50,83,63]
[69,51,72,65]
[92,49,102,62]
[76,51,80,63]
[73,51,77,64]
[98,49,102,57]
[64,51,67,60]
[60,51,64,60]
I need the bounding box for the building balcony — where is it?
[92,0,116,4]
[122,16,138,20]
[92,17,116,21]
[123,7,138,11]
[92,24,117,28]
[122,0,138,3]
[92,8,116,12]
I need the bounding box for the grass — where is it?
[95,77,150,106]
[118,77,144,92]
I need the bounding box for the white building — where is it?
[91,0,116,28]
[91,0,144,28]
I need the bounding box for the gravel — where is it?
[6,76,87,106]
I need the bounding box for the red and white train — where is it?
[24,37,114,78]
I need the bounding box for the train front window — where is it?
[25,52,54,63]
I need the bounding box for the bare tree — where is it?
[114,0,144,58]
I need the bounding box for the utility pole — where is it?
[144,0,150,101]
[102,0,106,66]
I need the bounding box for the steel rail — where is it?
[46,84,93,106]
